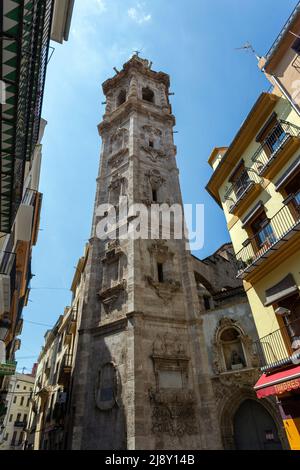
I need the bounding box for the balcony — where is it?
[57,354,72,386]
[0,251,16,315]
[252,120,300,180]
[236,198,300,279]
[253,317,300,372]
[225,169,262,217]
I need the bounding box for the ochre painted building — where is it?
[207,89,300,449]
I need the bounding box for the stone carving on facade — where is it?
[153,332,187,358]
[149,333,197,437]
[148,240,174,261]
[108,174,126,192]
[146,276,181,303]
[94,362,121,411]
[101,241,123,264]
[212,317,259,374]
[108,148,128,169]
[145,169,166,190]
[141,144,169,163]
[110,127,129,154]
[149,389,198,437]
[98,279,127,313]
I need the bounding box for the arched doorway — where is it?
[234,399,282,450]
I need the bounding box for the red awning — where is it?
[254,365,300,399]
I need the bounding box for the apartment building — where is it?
[0,0,75,427]
[0,372,35,450]
[25,247,88,450]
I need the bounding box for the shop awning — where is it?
[264,273,298,306]
[254,365,300,398]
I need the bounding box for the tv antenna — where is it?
[235,41,261,61]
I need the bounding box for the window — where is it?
[26,398,30,407]
[117,89,126,106]
[13,396,17,404]
[152,188,158,202]
[16,385,19,389]
[283,171,300,216]
[20,396,24,406]
[142,87,155,103]
[149,140,154,148]
[16,413,21,422]
[229,162,250,200]
[23,386,26,390]
[250,211,275,250]
[157,263,164,283]
[9,414,13,422]
[292,37,300,54]
[204,296,211,311]
[265,122,286,154]
[11,431,17,446]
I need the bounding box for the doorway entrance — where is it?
[234,399,282,450]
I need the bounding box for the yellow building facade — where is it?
[207,92,300,449]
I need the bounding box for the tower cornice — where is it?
[97,97,176,136]
[102,55,170,95]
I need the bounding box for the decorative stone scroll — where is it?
[146,276,181,303]
[141,144,169,163]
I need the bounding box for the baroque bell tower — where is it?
[69,55,222,450]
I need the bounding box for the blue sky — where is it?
[16,0,299,373]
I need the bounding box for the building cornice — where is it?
[206,92,280,205]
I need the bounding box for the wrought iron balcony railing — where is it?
[236,198,300,278]
[251,120,300,176]
[225,169,262,213]
[253,317,300,372]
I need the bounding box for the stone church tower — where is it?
[69,55,222,450]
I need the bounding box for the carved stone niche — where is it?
[94,362,121,411]
[149,333,198,437]
[212,317,259,375]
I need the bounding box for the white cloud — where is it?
[128,3,151,24]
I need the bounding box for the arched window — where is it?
[220,327,246,371]
[142,87,155,103]
[117,89,126,107]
